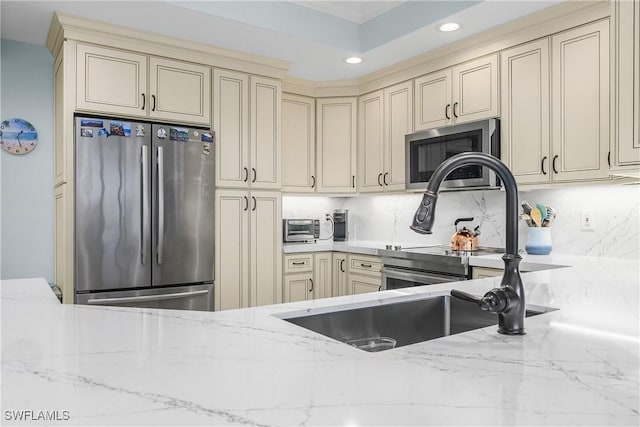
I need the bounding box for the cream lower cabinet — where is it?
[76,44,210,124]
[283,252,332,302]
[332,253,348,297]
[284,273,314,303]
[54,184,73,304]
[282,93,316,192]
[214,70,281,189]
[414,54,499,131]
[612,0,640,169]
[215,190,282,310]
[346,254,382,295]
[358,81,413,193]
[316,98,357,193]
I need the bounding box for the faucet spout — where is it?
[411,152,526,335]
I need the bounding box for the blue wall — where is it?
[1,39,54,282]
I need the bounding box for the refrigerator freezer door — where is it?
[152,125,215,286]
[75,117,151,291]
[75,283,213,311]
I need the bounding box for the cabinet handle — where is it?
[252,168,257,183]
[152,95,156,112]
[541,156,547,175]
[251,196,257,211]
[607,151,611,168]
[309,279,314,292]
[453,102,459,118]
[292,261,306,265]
[445,104,451,120]
[141,93,146,110]
[311,175,316,188]
[378,173,383,186]
[552,155,559,174]
[340,259,345,272]
[243,167,249,182]
[352,175,355,188]
[243,196,248,211]
[360,263,372,268]
[378,285,382,291]
[383,172,389,186]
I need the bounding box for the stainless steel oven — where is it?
[381,255,468,291]
[406,118,500,190]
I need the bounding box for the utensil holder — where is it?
[525,227,552,255]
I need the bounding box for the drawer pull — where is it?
[292,261,306,266]
[360,263,372,268]
[309,279,314,292]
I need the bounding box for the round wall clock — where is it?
[0,118,38,155]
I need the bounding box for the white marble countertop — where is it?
[2,253,639,426]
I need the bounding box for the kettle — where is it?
[450,217,481,251]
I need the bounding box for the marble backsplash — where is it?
[283,185,640,259]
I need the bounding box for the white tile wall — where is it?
[283,185,640,258]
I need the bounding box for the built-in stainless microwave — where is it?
[283,219,320,243]
[405,118,500,190]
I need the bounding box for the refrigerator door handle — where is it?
[141,145,150,265]
[86,289,209,304]
[157,146,165,264]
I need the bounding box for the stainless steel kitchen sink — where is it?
[283,295,556,352]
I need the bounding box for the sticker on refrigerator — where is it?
[157,128,167,139]
[98,128,108,136]
[110,122,130,137]
[170,127,189,142]
[135,124,146,137]
[80,119,103,128]
[201,132,213,143]
[202,143,211,155]
[80,128,94,138]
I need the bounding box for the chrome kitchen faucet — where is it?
[410,152,526,335]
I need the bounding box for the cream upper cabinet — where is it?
[612,0,640,168]
[215,190,250,311]
[148,57,210,125]
[316,98,357,193]
[282,93,316,192]
[501,38,551,184]
[214,71,281,189]
[551,20,610,182]
[332,253,348,297]
[76,44,210,124]
[414,54,498,132]
[76,44,147,117]
[215,190,281,310]
[358,82,413,193]
[249,191,282,307]
[214,69,250,188]
[358,90,385,192]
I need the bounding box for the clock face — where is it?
[0,118,38,155]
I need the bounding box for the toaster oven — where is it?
[283,219,320,243]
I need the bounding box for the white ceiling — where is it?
[0,1,562,81]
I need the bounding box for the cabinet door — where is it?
[551,20,610,181]
[250,76,281,189]
[76,44,147,117]
[215,190,249,311]
[614,0,640,166]
[316,98,357,193]
[214,69,250,188]
[358,90,385,193]
[452,54,499,124]
[282,93,316,192]
[501,39,551,184]
[349,274,381,295]
[313,252,333,299]
[414,69,451,131]
[332,253,348,296]
[149,57,210,125]
[283,273,313,303]
[384,81,413,191]
[54,184,67,302]
[250,191,282,307]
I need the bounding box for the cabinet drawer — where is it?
[284,254,313,274]
[348,254,381,277]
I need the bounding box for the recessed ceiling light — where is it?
[439,22,460,32]
[345,57,363,64]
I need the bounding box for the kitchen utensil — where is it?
[521,201,533,215]
[536,203,548,221]
[530,208,542,227]
[545,206,556,226]
[520,212,534,227]
[450,218,481,251]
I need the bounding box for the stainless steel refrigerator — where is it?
[74,116,214,310]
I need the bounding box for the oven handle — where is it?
[381,266,462,286]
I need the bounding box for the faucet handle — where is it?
[450,288,509,313]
